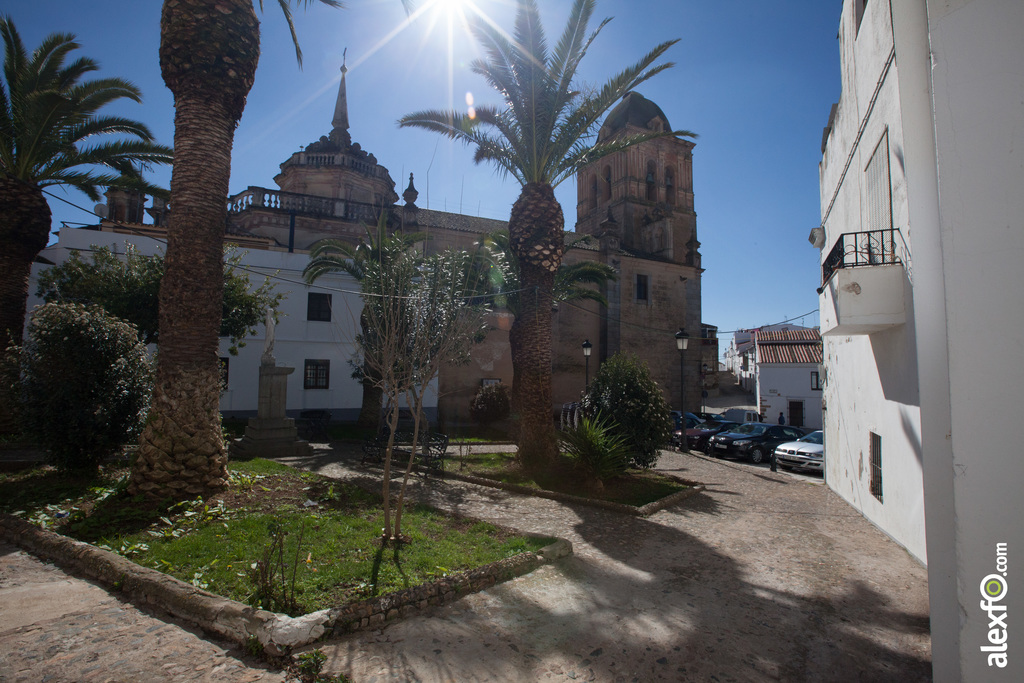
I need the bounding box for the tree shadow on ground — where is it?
[312,459,931,682]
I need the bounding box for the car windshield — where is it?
[799,431,824,444]
[733,423,768,435]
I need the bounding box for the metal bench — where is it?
[361,431,449,478]
[298,410,331,440]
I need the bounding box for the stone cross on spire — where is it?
[329,48,351,148]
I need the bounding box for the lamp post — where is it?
[582,339,593,390]
[701,363,709,413]
[675,328,688,420]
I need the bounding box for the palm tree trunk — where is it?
[507,183,564,472]
[129,0,259,499]
[0,179,52,434]
[0,178,52,351]
[129,93,237,498]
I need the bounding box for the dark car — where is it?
[683,420,739,452]
[706,423,806,463]
[695,412,726,422]
[670,411,703,431]
[670,414,710,449]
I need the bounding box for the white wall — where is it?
[816,0,926,563]
[901,1,1024,678]
[755,363,823,430]
[29,228,376,420]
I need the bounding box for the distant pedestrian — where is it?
[778,412,785,425]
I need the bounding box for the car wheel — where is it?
[704,441,715,457]
[749,446,766,464]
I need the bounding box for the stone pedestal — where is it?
[230,363,312,459]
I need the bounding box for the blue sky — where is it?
[7,0,841,356]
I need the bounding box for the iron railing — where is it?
[821,229,906,284]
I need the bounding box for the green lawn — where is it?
[0,459,552,616]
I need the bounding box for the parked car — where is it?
[774,430,824,473]
[706,423,806,463]
[722,408,762,424]
[695,412,726,422]
[682,420,739,452]
[669,411,703,430]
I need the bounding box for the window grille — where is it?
[870,431,883,502]
[304,359,330,390]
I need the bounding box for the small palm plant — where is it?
[559,413,631,488]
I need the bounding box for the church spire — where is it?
[329,49,351,148]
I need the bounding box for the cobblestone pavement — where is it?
[277,445,932,682]
[0,445,932,682]
[0,541,288,683]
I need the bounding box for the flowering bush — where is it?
[580,353,673,468]
[11,302,152,470]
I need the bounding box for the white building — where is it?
[725,324,812,393]
[816,1,1024,678]
[753,328,822,430]
[28,225,372,421]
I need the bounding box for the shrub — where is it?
[559,413,630,481]
[12,302,153,470]
[468,382,511,426]
[580,353,673,468]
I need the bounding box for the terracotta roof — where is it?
[414,208,507,234]
[756,328,822,365]
[756,328,820,343]
[758,343,823,365]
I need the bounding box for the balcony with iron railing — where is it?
[819,228,910,336]
[227,186,380,224]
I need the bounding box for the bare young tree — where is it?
[357,239,490,542]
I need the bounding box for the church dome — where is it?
[598,91,672,142]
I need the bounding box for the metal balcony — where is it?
[819,229,909,336]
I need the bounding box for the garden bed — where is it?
[443,451,705,516]
[0,459,565,653]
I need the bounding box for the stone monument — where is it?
[230,310,313,458]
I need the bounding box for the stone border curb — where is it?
[0,513,570,655]
[439,468,706,516]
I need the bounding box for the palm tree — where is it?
[0,17,172,353]
[480,229,615,420]
[399,0,693,471]
[303,212,427,431]
[131,0,415,500]
[129,0,342,499]
[481,229,616,318]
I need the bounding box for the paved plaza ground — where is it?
[0,445,931,682]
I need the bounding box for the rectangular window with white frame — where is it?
[304,359,330,390]
[307,292,332,322]
[811,371,822,390]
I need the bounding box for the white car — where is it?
[774,430,824,473]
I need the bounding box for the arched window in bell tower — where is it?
[590,174,599,210]
[665,167,676,206]
[645,160,657,202]
[602,165,612,201]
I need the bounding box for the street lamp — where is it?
[701,363,709,413]
[675,328,688,419]
[582,339,593,390]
